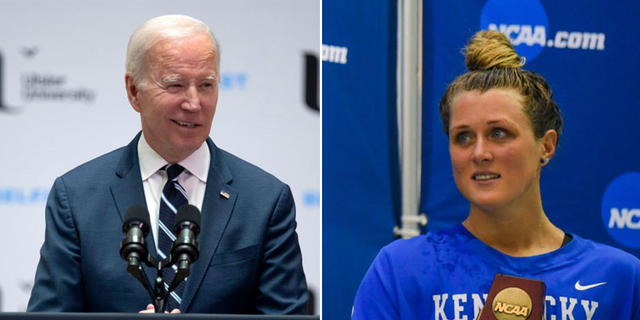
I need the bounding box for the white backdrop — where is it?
[0,0,320,312]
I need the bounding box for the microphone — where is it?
[120,206,150,269]
[478,274,546,320]
[172,204,201,265]
[120,206,156,307]
[167,204,201,292]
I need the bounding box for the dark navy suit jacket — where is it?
[27,133,308,313]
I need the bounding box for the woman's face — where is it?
[448,88,554,211]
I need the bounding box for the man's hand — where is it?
[139,304,181,313]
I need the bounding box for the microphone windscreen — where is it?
[175,204,201,228]
[124,205,151,228]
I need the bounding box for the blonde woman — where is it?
[351,30,640,320]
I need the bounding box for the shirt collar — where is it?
[137,132,210,183]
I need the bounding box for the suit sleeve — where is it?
[255,184,308,314]
[27,177,84,312]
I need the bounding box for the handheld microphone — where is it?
[478,274,546,320]
[120,206,150,268]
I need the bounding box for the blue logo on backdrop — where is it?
[480,0,606,63]
[0,187,49,205]
[601,172,640,249]
[480,0,549,62]
[220,73,247,91]
[303,190,320,208]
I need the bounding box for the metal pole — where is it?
[395,0,425,239]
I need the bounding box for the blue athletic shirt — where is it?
[352,224,640,320]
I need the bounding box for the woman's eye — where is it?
[455,133,471,144]
[491,129,507,139]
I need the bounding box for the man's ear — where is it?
[541,129,558,166]
[125,73,141,112]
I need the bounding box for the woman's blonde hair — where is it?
[439,30,563,145]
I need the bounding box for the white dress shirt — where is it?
[137,133,210,249]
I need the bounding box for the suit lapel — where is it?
[180,138,236,312]
[109,132,159,285]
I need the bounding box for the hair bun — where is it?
[464,30,524,71]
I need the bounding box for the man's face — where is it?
[127,33,219,163]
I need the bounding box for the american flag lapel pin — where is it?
[220,191,230,199]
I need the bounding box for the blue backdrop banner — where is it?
[322,1,399,319]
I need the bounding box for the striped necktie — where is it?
[158,164,188,311]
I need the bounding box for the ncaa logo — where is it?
[480,0,606,63]
[480,0,548,62]
[601,172,640,249]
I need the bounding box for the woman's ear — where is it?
[541,129,558,165]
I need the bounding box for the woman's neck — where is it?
[462,199,565,257]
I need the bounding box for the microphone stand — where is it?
[121,205,200,313]
[125,252,188,313]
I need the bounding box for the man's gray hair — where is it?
[125,14,221,88]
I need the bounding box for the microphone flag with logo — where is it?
[478,274,546,320]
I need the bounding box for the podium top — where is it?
[0,313,319,320]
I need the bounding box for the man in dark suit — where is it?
[27,14,308,314]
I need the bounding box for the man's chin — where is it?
[174,133,207,147]
[159,140,206,163]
